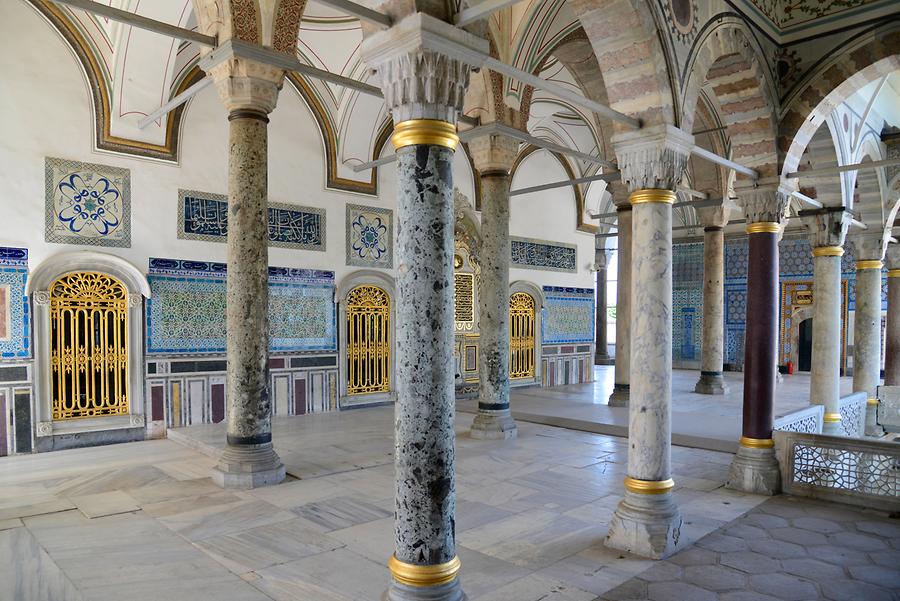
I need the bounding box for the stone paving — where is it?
[598,495,900,601]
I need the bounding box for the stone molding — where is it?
[799,207,851,248]
[360,13,488,123]
[468,133,520,174]
[734,181,791,224]
[611,125,693,192]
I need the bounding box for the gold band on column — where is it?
[867,398,880,406]
[629,189,676,205]
[812,246,844,258]
[745,222,780,234]
[889,269,900,278]
[388,555,461,588]
[823,412,842,423]
[391,119,459,150]
[856,260,883,270]
[739,436,775,449]
[623,476,675,494]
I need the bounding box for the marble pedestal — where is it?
[694,372,727,395]
[726,445,780,496]
[608,385,630,407]
[212,443,286,489]
[385,579,465,601]
[606,491,683,559]
[470,410,517,440]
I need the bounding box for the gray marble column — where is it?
[361,14,485,601]
[469,133,519,440]
[609,196,632,406]
[850,234,887,436]
[801,208,850,436]
[887,245,900,387]
[207,58,286,489]
[605,125,693,560]
[694,206,729,395]
[595,246,614,365]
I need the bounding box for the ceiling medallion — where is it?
[664,0,698,44]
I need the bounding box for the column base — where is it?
[608,384,630,407]
[865,402,884,438]
[470,408,518,440]
[212,441,286,490]
[606,490,682,559]
[694,372,728,395]
[385,577,466,601]
[595,353,615,366]
[822,418,843,436]
[726,445,781,495]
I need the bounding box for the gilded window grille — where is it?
[346,285,391,395]
[509,292,536,379]
[50,272,129,420]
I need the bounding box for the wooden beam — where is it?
[51,0,216,47]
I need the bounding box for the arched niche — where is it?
[509,280,545,387]
[336,270,397,409]
[27,251,149,449]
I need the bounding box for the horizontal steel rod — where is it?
[313,0,391,27]
[510,172,621,197]
[791,190,823,209]
[785,156,900,179]
[590,197,723,220]
[139,77,213,129]
[490,122,616,169]
[455,0,523,26]
[51,0,216,46]
[690,145,758,179]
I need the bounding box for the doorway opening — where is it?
[798,318,813,372]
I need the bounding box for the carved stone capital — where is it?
[360,13,488,123]
[886,243,900,270]
[594,246,612,269]
[205,49,285,115]
[33,290,50,306]
[849,232,888,262]
[734,181,791,225]
[468,133,520,174]
[611,125,693,193]
[799,207,851,249]
[695,205,730,229]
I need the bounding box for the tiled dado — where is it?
[0,362,33,456]
[145,354,339,436]
[541,344,593,387]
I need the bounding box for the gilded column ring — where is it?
[856,260,883,270]
[739,436,775,449]
[867,398,880,406]
[629,189,676,205]
[812,246,844,258]
[823,412,842,423]
[623,476,675,494]
[887,269,900,278]
[388,555,461,588]
[745,222,780,234]
[391,119,459,151]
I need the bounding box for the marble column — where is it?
[694,206,729,395]
[605,125,693,559]
[206,58,286,489]
[469,133,519,440]
[361,15,485,601]
[595,246,614,365]
[850,234,887,436]
[726,183,789,495]
[801,208,851,436]
[609,195,632,406]
[887,245,900,386]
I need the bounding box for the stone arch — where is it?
[570,0,676,129]
[336,270,397,408]
[27,251,149,450]
[779,27,900,177]
[681,22,779,180]
[511,146,594,234]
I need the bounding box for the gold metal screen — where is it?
[346,285,391,395]
[509,292,536,379]
[50,272,129,420]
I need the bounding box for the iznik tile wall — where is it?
[542,286,594,344]
[0,247,30,359]
[146,258,337,355]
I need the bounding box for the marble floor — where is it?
[461,367,856,452]
[1,408,895,601]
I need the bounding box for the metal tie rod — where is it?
[50,0,216,47]
[139,77,213,129]
[313,0,392,27]
[510,172,621,197]
[785,156,900,179]
[590,197,722,220]
[455,0,523,26]
[690,145,758,179]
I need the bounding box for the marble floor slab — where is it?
[0,407,895,600]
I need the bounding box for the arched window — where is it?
[50,272,129,420]
[509,292,536,379]
[346,285,391,395]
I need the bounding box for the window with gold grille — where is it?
[346,285,391,395]
[50,272,129,420]
[509,292,536,379]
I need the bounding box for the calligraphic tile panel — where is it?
[510,237,577,273]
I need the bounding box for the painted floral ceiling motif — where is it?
[745,0,889,29]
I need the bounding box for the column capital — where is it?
[468,133,520,174]
[360,13,488,124]
[886,243,900,270]
[594,246,612,268]
[849,232,888,263]
[695,205,730,229]
[204,47,285,115]
[799,206,851,249]
[611,124,693,193]
[734,180,791,225]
